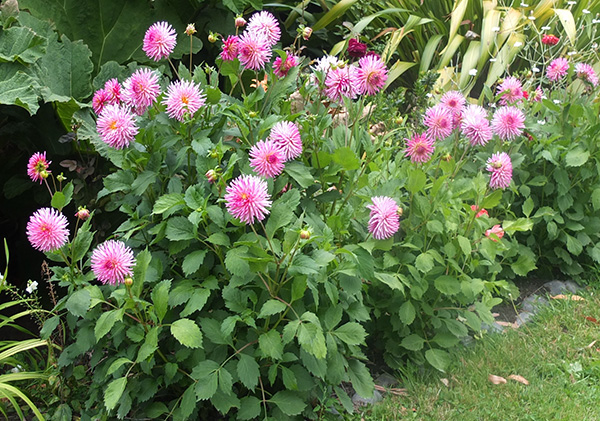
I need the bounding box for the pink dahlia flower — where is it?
[461,105,492,146]
[546,57,569,82]
[531,86,543,102]
[92,88,112,115]
[273,54,299,78]
[27,152,51,184]
[247,11,281,46]
[91,240,135,285]
[485,224,505,242]
[225,174,272,224]
[356,55,388,95]
[220,35,239,61]
[268,121,302,161]
[367,196,400,240]
[324,65,361,102]
[404,133,434,163]
[122,68,161,115]
[440,90,466,113]
[491,106,525,141]
[423,104,453,141]
[143,21,177,61]
[249,140,285,178]
[96,104,139,149]
[163,80,206,121]
[104,78,121,104]
[497,76,524,105]
[237,31,272,70]
[575,63,599,87]
[486,152,512,190]
[27,208,69,252]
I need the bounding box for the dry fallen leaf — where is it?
[585,316,598,324]
[550,294,585,301]
[508,374,529,385]
[440,378,449,387]
[488,374,507,385]
[496,321,518,329]
[586,340,597,349]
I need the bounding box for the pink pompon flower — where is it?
[575,62,599,87]
[122,68,161,115]
[531,86,543,102]
[91,240,135,285]
[470,205,489,218]
[461,105,492,146]
[104,78,121,104]
[324,65,361,102]
[404,133,434,163]
[247,11,281,46]
[220,35,239,61]
[542,34,559,46]
[143,21,177,61]
[367,196,400,240]
[491,106,525,141]
[92,89,111,115]
[273,54,299,78]
[237,31,272,70]
[163,80,206,121]
[497,76,524,105]
[485,224,504,242]
[440,90,466,114]
[356,55,388,95]
[96,104,139,149]
[249,140,285,178]
[27,208,69,252]
[269,121,302,161]
[486,152,513,190]
[423,104,453,141]
[27,152,51,184]
[546,57,569,82]
[225,174,272,224]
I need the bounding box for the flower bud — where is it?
[124,277,133,286]
[56,173,66,182]
[75,207,90,221]
[394,116,404,125]
[40,170,49,180]
[300,229,311,240]
[208,32,218,43]
[302,26,313,41]
[185,23,196,36]
[248,111,258,118]
[442,153,452,162]
[397,207,403,217]
[235,15,247,28]
[205,169,218,183]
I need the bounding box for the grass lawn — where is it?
[351,288,600,420]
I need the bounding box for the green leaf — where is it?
[374,272,404,291]
[481,189,503,209]
[285,161,314,188]
[425,348,451,372]
[106,357,132,376]
[152,193,185,215]
[406,169,426,194]
[333,322,366,345]
[171,318,203,348]
[0,70,41,114]
[71,228,93,262]
[565,148,590,167]
[237,353,260,391]
[225,247,250,277]
[0,26,46,63]
[347,359,374,398]
[298,323,327,359]
[259,329,284,360]
[258,299,287,318]
[434,275,461,295]
[269,391,306,416]
[151,280,171,323]
[503,218,533,235]
[398,301,416,325]
[166,216,195,241]
[40,315,60,340]
[65,288,90,317]
[136,326,158,362]
[332,147,360,170]
[205,86,222,104]
[522,197,534,218]
[206,232,230,246]
[566,234,583,256]
[457,236,472,257]
[415,252,434,273]
[592,189,600,211]
[265,189,300,237]
[132,249,151,296]
[238,396,261,420]
[51,191,66,210]
[511,254,537,276]
[94,310,120,341]
[195,372,218,401]
[180,289,210,317]
[178,384,196,419]
[104,377,127,411]
[182,250,207,276]
[401,334,425,351]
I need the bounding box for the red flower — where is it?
[470,205,488,218]
[542,34,559,46]
[348,38,367,58]
[522,90,529,99]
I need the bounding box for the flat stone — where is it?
[352,390,383,407]
[481,321,505,334]
[521,295,549,313]
[374,373,398,389]
[515,311,534,327]
[543,280,581,295]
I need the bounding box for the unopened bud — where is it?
[300,229,311,240]
[394,116,404,125]
[40,170,49,180]
[302,27,313,41]
[124,277,133,286]
[75,206,90,221]
[235,16,246,28]
[397,207,403,217]
[248,111,258,118]
[208,32,218,43]
[185,23,196,36]
[442,153,452,162]
[56,173,66,182]
[205,169,218,183]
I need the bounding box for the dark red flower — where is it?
[542,34,559,46]
[522,90,529,99]
[348,38,367,58]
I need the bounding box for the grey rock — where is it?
[461,335,476,347]
[352,390,383,407]
[521,295,549,313]
[375,373,398,389]
[543,280,581,295]
[515,311,534,327]
[481,321,505,334]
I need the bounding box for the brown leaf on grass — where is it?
[488,374,507,384]
[550,294,585,301]
[508,374,529,385]
[496,321,518,329]
[440,378,449,387]
[585,316,598,324]
[585,340,597,349]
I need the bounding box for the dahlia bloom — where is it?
[143,21,177,61]
[27,152,51,184]
[404,133,434,163]
[273,54,299,78]
[96,104,139,149]
[485,224,505,242]
[348,38,367,58]
[91,240,135,285]
[531,86,543,102]
[104,78,121,104]
[440,90,466,114]
[471,205,489,218]
[122,68,161,115]
[497,76,524,104]
[575,63,599,86]
[461,105,492,146]
[546,57,569,82]
[423,104,453,141]
[92,88,112,115]
[367,196,400,240]
[162,80,206,121]
[541,34,559,45]
[324,65,361,102]
[247,11,281,46]
[225,174,272,224]
[356,55,388,95]
[220,35,239,61]
[491,106,525,141]
[312,55,343,75]
[237,31,272,70]
[26,208,69,252]
[486,152,513,190]
[269,121,302,161]
[249,140,285,178]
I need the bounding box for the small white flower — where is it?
[541,26,551,31]
[492,26,500,32]
[514,41,523,47]
[553,99,561,104]
[583,8,591,14]
[528,16,536,21]
[593,19,600,24]
[532,66,540,72]
[541,95,548,100]
[489,103,497,108]
[0,273,4,287]
[10,365,23,374]
[520,2,529,6]
[25,280,38,294]
[567,51,577,56]
[592,42,599,49]
[426,93,433,98]
[490,58,497,62]
[469,69,478,76]
[567,1,576,5]
[537,119,546,125]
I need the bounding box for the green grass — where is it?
[352,288,600,421]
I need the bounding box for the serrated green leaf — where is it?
[225,247,250,277]
[406,169,426,194]
[566,234,583,256]
[259,329,284,360]
[180,289,210,318]
[151,280,171,323]
[258,299,287,318]
[51,191,66,210]
[398,301,416,325]
[503,218,533,235]
[522,197,534,218]
[425,348,451,372]
[332,147,360,170]
[165,216,196,241]
[106,357,132,376]
[238,396,261,420]
[298,323,327,359]
[457,236,471,256]
[347,359,374,398]
[195,371,218,400]
[152,193,185,215]
[104,377,127,411]
[171,318,203,348]
[269,391,306,416]
[565,148,589,167]
[65,289,90,317]
[401,334,425,351]
[415,252,434,273]
[40,315,60,340]
[481,189,502,209]
[71,228,93,262]
[182,250,207,276]
[206,232,230,246]
[511,254,537,276]
[333,322,366,345]
[237,353,260,391]
[434,275,461,295]
[94,310,119,341]
[285,161,313,188]
[136,326,158,362]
